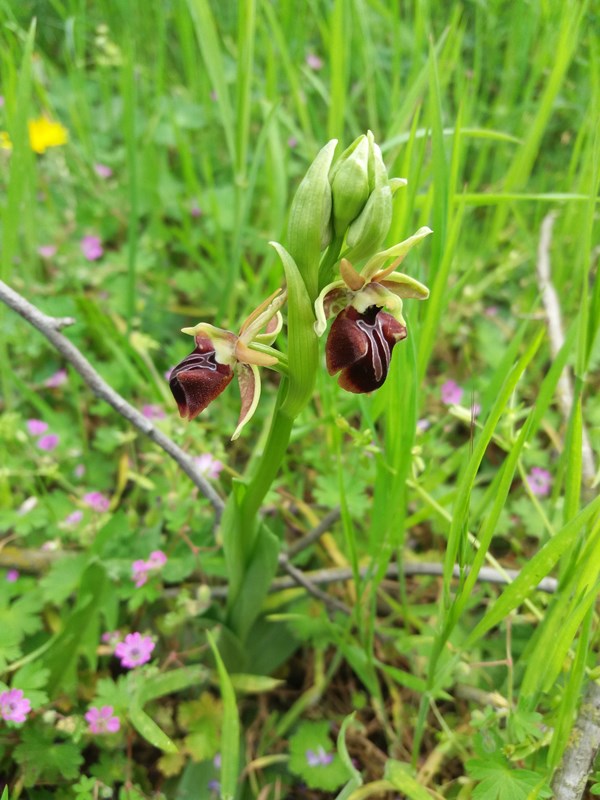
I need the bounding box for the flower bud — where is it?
[287,139,338,298]
[329,135,370,236]
[343,184,393,264]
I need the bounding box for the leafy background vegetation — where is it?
[0,0,599,797]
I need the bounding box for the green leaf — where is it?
[288,721,350,792]
[11,662,49,708]
[14,727,84,786]
[334,714,363,799]
[466,493,600,645]
[384,760,434,800]
[207,630,240,800]
[466,756,551,799]
[270,242,320,418]
[129,701,178,753]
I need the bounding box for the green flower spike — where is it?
[170,289,286,440]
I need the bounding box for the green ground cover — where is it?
[0,0,599,797]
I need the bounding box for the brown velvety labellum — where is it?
[169,337,234,420]
[326,306,406,393]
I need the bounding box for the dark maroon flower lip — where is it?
[169,336,234,420]
[326,306,407,393]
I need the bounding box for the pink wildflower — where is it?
[306,53,323,70]
[147,550,167,568]
[37,434,59,451]
[142,403,166,420]
[94,163,113,179]
[306,747,333,767]
[74,464,86,478]
[80,235,104,261]
[527,467,552,498]
[190,201,202,218]
[0,689,31,723]
[288,136,298,149]
[83,491,110,512]
[37,244,57,259]
[194,453,223,480]
[6,569,19,582]
[101,630,121,646]
[131,550,167,587]
[131,559,149,588]
[417,418,430,432]
[44,369,67,388]
[27,419,48,436]
[440,380,464,405]
[85,705,120,734]
[114,632,155,668]
[64,510,83,526]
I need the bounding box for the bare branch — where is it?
[552,682,600,800]
[536,213,596,485]
[0,280,225,517]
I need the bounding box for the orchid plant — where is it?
[168,132,431,643]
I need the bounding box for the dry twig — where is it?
[0,279,225,517]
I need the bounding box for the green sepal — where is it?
[287,139,338,299]
[270,242,319,418]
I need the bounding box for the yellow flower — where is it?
[27,117,68,154]
[0,131,12,150]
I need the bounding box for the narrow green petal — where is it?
[231,363,261,441]
[361,226,433,281]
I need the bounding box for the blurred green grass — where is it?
[1,0,599,794]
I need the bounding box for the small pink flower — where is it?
[131,550,167,587]
[74,464,86,478]
[440,380,464,405]
[147,550,167,569]
[37,244,57,259]
[37,434,59,452]
[6,569,19,583]
[142,404,166,420]
[194,453,223,480]
[190,201,202,218]
[306,746,333,767]
[44,369,67,388]
[94,163,113,179]
[288,136,298,149]
[306,53,323,70]
[27,419,48,436]
[64,510,83,526]
[101,630,121,645]
[80,235,104,261]
[114,632,155,668]
[131,559,149,588]
[484,305,499,317]
[83,491,110,512]
[527,467,552,498]
[0,689,31,723]
[85,705,120,734]
[417,418,430,432]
